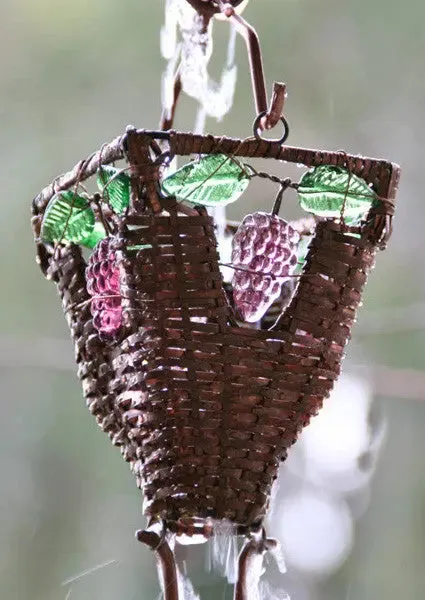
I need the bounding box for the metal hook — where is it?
[221,5,268,118]
[216,2,289,137]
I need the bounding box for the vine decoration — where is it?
[32,128,399,254]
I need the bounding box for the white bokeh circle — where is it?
[275,490,354,575]
[301,375,372,473]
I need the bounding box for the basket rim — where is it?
[32,127,401,220]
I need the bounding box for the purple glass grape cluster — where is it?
[86,238,122,337]
[231,212,300,322]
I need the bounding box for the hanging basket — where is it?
[32,128,399,528]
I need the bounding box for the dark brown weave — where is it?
[32,129,400,526]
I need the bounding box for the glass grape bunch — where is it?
[85,238,123,337]
[231,212,300,322]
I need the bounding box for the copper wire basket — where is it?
[29,2,402,596]
[32,128,399,531]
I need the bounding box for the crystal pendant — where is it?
[298,165,376,220]
[231,212,299,323]
[97,165,131,214]
[41,191,95,245]
[161,154,250,206]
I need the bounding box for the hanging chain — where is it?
[160,0,239,128]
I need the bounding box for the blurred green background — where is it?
[1,0,424,599]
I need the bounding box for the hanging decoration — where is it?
[160,0,242,129]
[30,1,400,599]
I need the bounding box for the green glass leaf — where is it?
[161,154,250,206]
[80,221,107,249]
[97,165,130,214]
[41,191,95,244]
[298,166,377,219]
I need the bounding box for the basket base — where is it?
[137,519,277,600]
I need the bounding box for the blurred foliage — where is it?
[1,0,424,599]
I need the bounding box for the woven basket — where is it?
[32,128,400,527]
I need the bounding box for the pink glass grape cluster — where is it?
[231,212,300,322]
[86,238,123,337]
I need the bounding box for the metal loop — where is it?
[253,111,289,145]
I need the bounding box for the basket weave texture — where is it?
[33,129,399,526]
